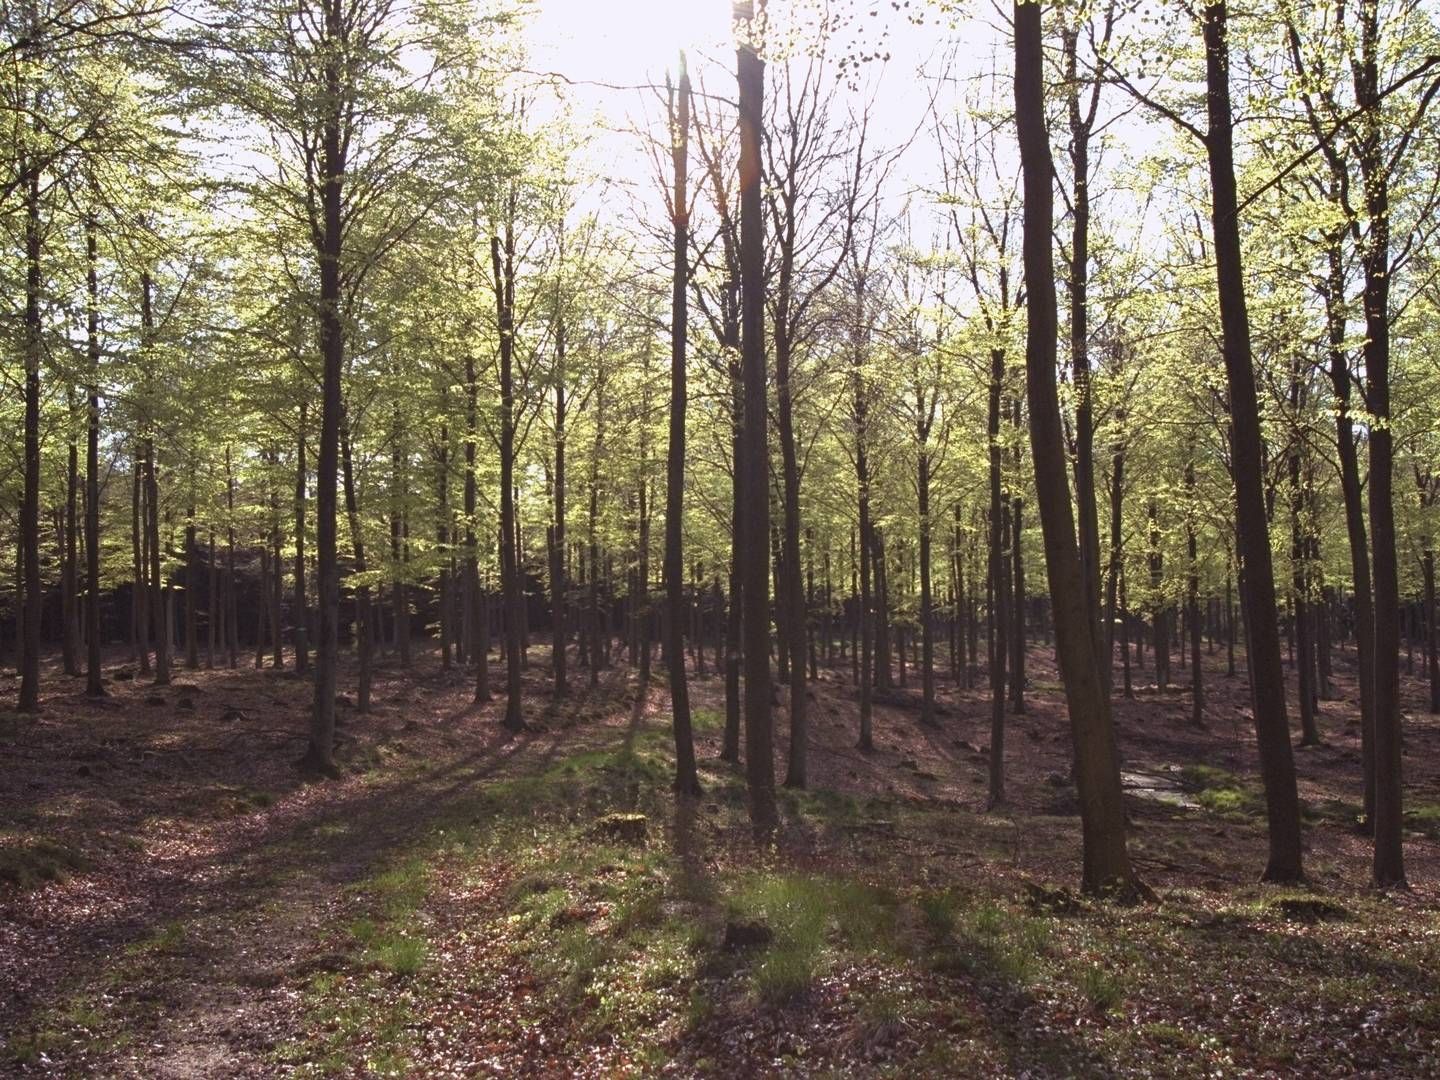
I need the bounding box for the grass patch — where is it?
[1404,801,1440,838]
[0,838,89,890]
[1179,765,1264,820]
[368,932,427,975]
[728,872,899,1003]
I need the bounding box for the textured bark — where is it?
[18,129,41,712]
[1352,0,1404,887]
[303,0,345,776]
[737,4,777,830]
[492,229,524,733]
[341,411,373,713]
[1015,0,1139,894]
[986,349,1008,808]
[294,403,309,674]
[1201,0,1304,881]
[85,213,104,696]
[667,61,701,795]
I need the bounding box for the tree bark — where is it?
[737,3,777,831]
[1201,0,1304,881]
[294,402,309,674]
[663,60,701,794]
[303,0,345,776]
[84,211,104,696]
[1015,0,1139,895]
[492,229,525,733]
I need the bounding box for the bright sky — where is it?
[521,0,982,225]
[526,0,737,87]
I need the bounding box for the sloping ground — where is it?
[1,643,1438,1077]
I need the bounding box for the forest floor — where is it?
[1,640,1439,1078]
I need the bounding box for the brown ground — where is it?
[1,637,1437,1078]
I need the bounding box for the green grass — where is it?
[728,872,900,1003]
[0,838,89,890]
[369,932,427,975]
[1404,801,1440,838]
[1179,765,1265,819]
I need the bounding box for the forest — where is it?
[2,0,1439,1075]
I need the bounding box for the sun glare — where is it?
[529,0,735,86]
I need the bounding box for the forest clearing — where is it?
[4,0,1440,1075]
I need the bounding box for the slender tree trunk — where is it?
[666,61,701,794]
[146,434,169,687]
[1290,442,1320,745]
[492,229,524,733]
[1015,0,1139,894]
[551,309,568,696]
[1201,0,1304,881]
[737,2,776,831]
[226,446,238,669]
[62,413,79,677]
[304,6,345,776]
[1423,546,1439,714]
[184,509,199,669]
[1187,461,1204,726]
[207,529,216,669]
[85,212,104,696]
[1352,1,1404,886]
[986,349,1008,807]
[1010,397,1026,714]
[722,374,743,762]
[918,442,936,727]
[18,137,42,712]
[341,410,373,713]
[294,402,309,674]
[1149,499,1168,690]
[1065,24,1105,681]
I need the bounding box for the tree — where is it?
[1014,0,1140,896]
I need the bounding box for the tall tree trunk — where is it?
[986,348,1008,808]
[1015,0,1139,895]
[1201,0,1304,881]
[207,529,216,669]
[1065,23,1106,682]
[1010,396,1026,715]
[1352,0,1404,886]
[722,373,743,762]
[1149,499,1168,690]
[438,418,452,669]
[341,410,373,712]
[1187,460,1204,726]
[134,454,150,674]
[551,306,568,695]
[304,0,345,776]
[918,440,936,727]
[226,446,238,669]
[84,211,104,696]
[466,351,489,702]
[146,434,169,686]
[1423,546,1439,714]
[62,407,79,677]
[1290,439,1320,745]
[184,508,199,669]
[492,230,524,733]
[294,402,309,674]
[18,145,42,712]
[737,2,777,831]
[667,60,701,795]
